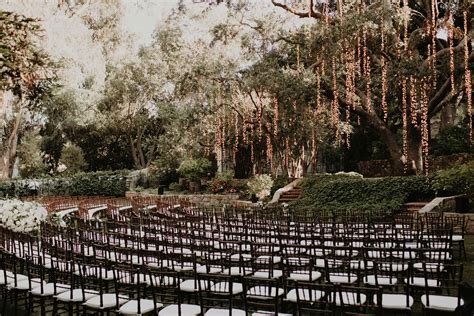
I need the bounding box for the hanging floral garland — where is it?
[464,10,472,144]
[421,80,430,175]
[431,0,437,88]
[316,71,322,114]
[257,94,263,142]
[266,122,273,172]
[273,97,279,137]
[366,55,372,113]
[332,58,340,130]
[402,79,408,173]
[381,23,388,122]
[233,111,238,166]
[448,12,455,94]
[409,75,419,128]
[250,123,254,164]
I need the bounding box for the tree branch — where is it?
[271,0,331,22]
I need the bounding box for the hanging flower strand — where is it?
[257,95,263,142]
[273,97,279,137]
[464,10,472,144]
[409,76,419,128]
[402,79,408,173]
[448,12,455,94]
[366,55,372,113]
[431,0,437,88]
[381,23,388,122]
[421,81,430,175]
[332,57,340,141]
[233,111,238,166]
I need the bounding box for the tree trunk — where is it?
[407,126,423,175]
[0,105,23,179]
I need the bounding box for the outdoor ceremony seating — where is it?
[0,197,469,315]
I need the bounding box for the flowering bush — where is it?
[210,179,230,193]
[247,174,274,200]
[0,199,47,233]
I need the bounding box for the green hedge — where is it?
[0,171,129,197]
[431,162,474,202]
[292,174,433,215]
[67,171,128,196]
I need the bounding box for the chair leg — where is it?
[52,298,57,316]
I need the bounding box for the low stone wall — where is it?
[358,153,474,177]
[125,191,244,206]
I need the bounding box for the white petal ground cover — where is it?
[0,199,48,233]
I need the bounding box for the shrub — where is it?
[247,174,274,200]
[431,125,473,156]
[292,174,433,216]
[59,144,88,175]
[177,158,212,181]
[431,162,474,201]
[68,171,128,196]
[271,175,290,195]
[209,178,230,193]
[150,158,179,185]
[169,182,184,192]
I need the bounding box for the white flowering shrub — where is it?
[0,199,48,233]
[247,174,274,200]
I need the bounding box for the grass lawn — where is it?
[462,235,474,284]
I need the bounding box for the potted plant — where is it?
[177,158,212,192]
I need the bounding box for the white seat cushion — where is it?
[230,254,252,262]
[197,265,224,274]
[119,299,162,315]
[147,260,177,269]
[222,267,252,276]
[286,289,323,302]
[180,279,212,292]
[288,271,322,282]
[205,308,245,316]
[335,292,366,306]
[255,256,281,264]
[349,260,373,270]
[247,286,284,299]
[421,295,463,312]
[363,275,397,286]
[379,262,409,272]
[146,275,180,287]
[84,293,128,309]
[375,293,413,309]
[8,277,44,290]
[210,282,243,295]
[56,289,98,302]
[328,273,357,284]
[405,277,440,287]
[413,262,444,272]
[30,283,70,296]
[158,304,201,316]
[253,269,283,279]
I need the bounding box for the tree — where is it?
[266,0,473,175]
[0,11,55,178]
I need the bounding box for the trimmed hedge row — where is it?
[292,175,432,215]
[292,163,473,215]
[0,171,129,197]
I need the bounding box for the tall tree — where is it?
[268,0,474,175]
[0,11,55,178]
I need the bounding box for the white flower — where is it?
[0,199,47,233]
